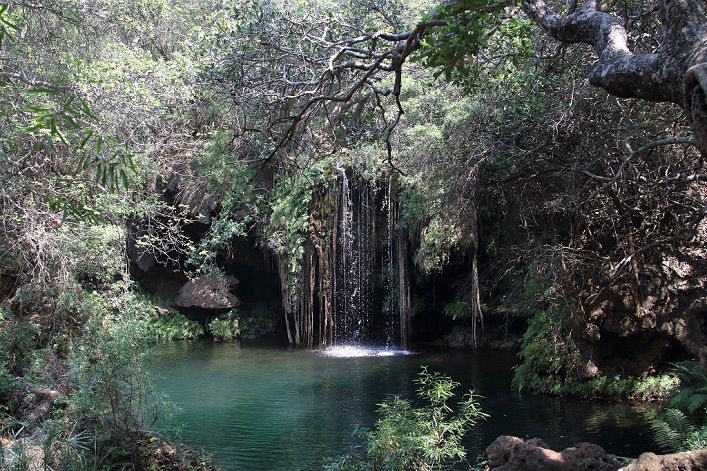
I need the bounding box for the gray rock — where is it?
[172,274,240,311]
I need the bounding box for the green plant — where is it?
[69,315,169,452]
[238,316,275,340]
[237,305,279,339]
[143,311,204,340]
[0,319,40,376]
[119,291,203,340]
[0,360,14,403]
[325,367,488,470]
[207,311,239,341]
[443,300,470,320]
[651,361,707,452]
[512,307,581,395]
[652,409,707,453]
[664,361,707,423]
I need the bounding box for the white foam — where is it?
[319,345,414,358]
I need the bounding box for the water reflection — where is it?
[149,341,655,471]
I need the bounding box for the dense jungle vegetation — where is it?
[1,0,707,468]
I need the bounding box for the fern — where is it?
[652,409,697,453]
[665,361,707,424]
[687,393,707,416]
[672,361,707,388]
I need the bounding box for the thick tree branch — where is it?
[521,0,707,153]
[520,0,683,103]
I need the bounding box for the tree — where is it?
[208,0,705,161]
[521,0,707,154]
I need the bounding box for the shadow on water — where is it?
[149,341,655,471]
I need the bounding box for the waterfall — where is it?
[283,160,410,349]
[332,161,373,345]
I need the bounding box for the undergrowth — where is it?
[512,307,678,401]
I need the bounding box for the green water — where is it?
[150,341,655,470]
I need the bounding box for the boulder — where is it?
[619,450,707,470]
[172,274,240,311]
[485,435,627,471]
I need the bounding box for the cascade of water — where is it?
[356,182,373,343]
[333,161,370,344]
[384,174,395,348]
[321,162,408,349]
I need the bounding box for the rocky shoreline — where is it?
[484,435,707,471]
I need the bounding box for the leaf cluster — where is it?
[207,310,239,342]
[325,367,488,471]
[512,306,582,395]
[413,0,529,91]
[651,361,707,452]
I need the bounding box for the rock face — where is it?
[619,450,707,471]
[172,274,240,311]
[485,435,627,471]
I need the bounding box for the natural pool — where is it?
[150,341,656,470]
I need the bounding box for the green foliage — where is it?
[0,4,18,48]
[0,320,40,376]
[265,155,337,297]
[238,305,279,339]
[512,307,680,400]
[652,409,707,453]
[123,292,203,340]
[664,361,707,423]
[569,373,677,402]
[651,361,707,453]
[400,185,464,275]
[413,0,531,91]
[512,307,581,395]
[238,316,276,339]
[207,311,239,341]
[69,224,127,291]
[186,133,261,274]
[0,360,14,403]
[325,367,488,470]
[142,312,204,341]
[0,417,93,471]
[70,315,168,436]
[444,326,482,347]
[443,300,471,320]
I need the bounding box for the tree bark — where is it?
[521,0,707,152]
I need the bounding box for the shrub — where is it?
[238,305,279,339]
[238,316,275,339]
[143,311,204,340]
[69,315,169,443]
[0,319,40,376]
[0,360,14,404]
[208,311,239,341]
[324,367,488,470]
[511,307,679,400]
[652,409,707,453]
[512,307,581,395]
[122,291,203,340]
